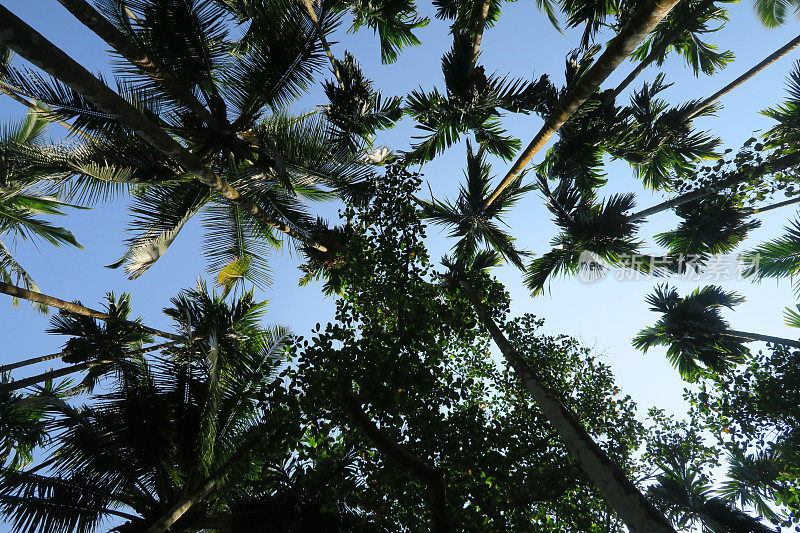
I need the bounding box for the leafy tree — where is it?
[292,164,650,531]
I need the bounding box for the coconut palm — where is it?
[634,285,800,380]
[0,284,292,533]
[649,461,777,533]
[0,1,380,292]
[0,110,81,307]
[446,257,676,533]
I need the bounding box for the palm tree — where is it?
[752,0,800,27]
[654,195,761,259]
[525,178,644,295]
[744,217,800,290]
[612,0,734,97]
[449,260,677,533]
[540,72,721,192]
[483,0,682,209]
[678,31,800,122]
[405,31,551,162]
[0,279,183,379]
[649,461,777,533]
[634,285,800,380]
[719,446,784,523]
[0,285,292,533]
[0,110,81,307]
[421,141,532,268]
[0,2,381,290]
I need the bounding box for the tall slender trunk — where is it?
[484,0,682,210]
[727,329,800,349]
[55,0,224,131]
[750,195,800,214]
[462,282,676,533]
[0,6,327,252]
[300,0,344,89]
[144,428,267,533]
[343,392,449,532]
[0,351,64,373]
[0,281,182,341]
[0,341,179,393]
[612,0,716,98]
[679,33,800,122]
[626,150,800,222]
[466,0,492,80]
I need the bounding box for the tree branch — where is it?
[343,392,449,532]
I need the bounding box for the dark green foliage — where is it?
[744,217,800,291]
[291,164,644,530]
[323,52,403,152]
[538,70,719,192]
[688,343,800,526]
[655,195,760,259]
[634,285,750,379]
[340,0,429,64]
[752,0,800,27]
[631,0,735,77]
[648,461,776,533]
[421,142,532,268]
[525,179,642,295]
[0,0,378,291]
[0,285,294,533]
[406,33,550,162]
[763,61,800,146]
[0,111,81,306]
[47,292,152,388]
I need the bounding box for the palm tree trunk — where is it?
[727,329,800,348]
[484,0,682,210]
[467,0,492,79]
[462,282,676,533]
[344,392,449,532]
[750,195,800,214]
[0,351,63,373]
[0,341,179,393]
[0,6,327,252]
[626,150,800,222]
[612,0,716,98]
[300,0,344,89]
[144,427,268,533]
[55,0,224,131]
[0,281,182,341]
[679,32,800,122]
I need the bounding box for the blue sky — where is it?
[2,0,800,436]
